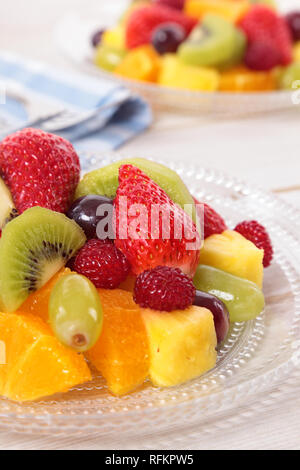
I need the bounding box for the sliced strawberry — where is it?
[126,5,197,49]
[239,5,293,66]
[0,128,80,214]
[114,165,200,277]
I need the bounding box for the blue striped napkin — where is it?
[0,52,152,151]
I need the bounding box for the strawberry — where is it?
[126,5,197,49]
[154,0,185,10]
[239,5,293,66]
[0,128,80,214]
[194,198,227,239]
[114,165,201,277]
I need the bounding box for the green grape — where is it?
[49,273,103,352]
[94,45,126,72]
[193,265,265,322]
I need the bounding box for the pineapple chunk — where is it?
[141,306,217,388]
[199,230,264,288]
[184,0,250,23]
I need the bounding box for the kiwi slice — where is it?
[178,14,238,68]
[0,177,18,230]
[76,158,197,224]
[219,29,247,70]
[0,207,86,312]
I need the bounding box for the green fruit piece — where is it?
[193,264,265,322]
[278,63,300,90]
[94,45,127,72]
[0,207,86,313]
[76,158,197,224]
[178,14,238,68]
[49,273,103,352]
[220,29,247,70]
[0,177,17,230]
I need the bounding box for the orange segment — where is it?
[98,287,138,310]
[115,45,161,82]
[20,268,71,322]
[87,289,149,396]
[119,274,136,293]
[0,312,91,402]
[219,66,277,92]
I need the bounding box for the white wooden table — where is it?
[0,0,299,450]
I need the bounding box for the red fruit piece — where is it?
[245,40,281,71]
[239,5,293,66]
[154,0,185,10]
[73,239,131,289]
[194,198,227,239]
[286,11,300,42]
[126,5,197,49]
[234,220,273,268]
[0,128,80,214]
[114,165,201,277]
[134,265,195,311]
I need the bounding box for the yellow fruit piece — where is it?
[158,54,220,91]
[0,312,91,402]
[141,306,217,387]
[293,42,300,62]
[185,0,250,23]
[219,66,277,92]
[115,45,161,82]
[86,289,149,396]
[102,27,126,49]
[20,268,71,322]
[199,230,264,287]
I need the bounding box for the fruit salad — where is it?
[0,128,273,402]
[91,0,300,93]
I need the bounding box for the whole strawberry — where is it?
[234,220,273,268]
[126,5,196,49]
[239,5,293,66]
[194,198,227,239]
[114,165,201,277]
[73,239,131,289]
[0,128,80,214]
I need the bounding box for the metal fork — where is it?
[1,81,131,137]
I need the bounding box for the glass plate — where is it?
[54,0,298,116]
[0,152,299,437]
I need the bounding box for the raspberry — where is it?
[73,239,131,289]
[239,5,293,65]
[0,128,80,214]
[134,266,195,311]
[245,40,281,71]
[234,220,273,268]
[154,0,185,10]
[194,199,227,239]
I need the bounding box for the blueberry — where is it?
[67,195,114,240]
[151,23,186,55]
[286,12,300,42]
[193,290,230,344]
[91,29,105,48]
